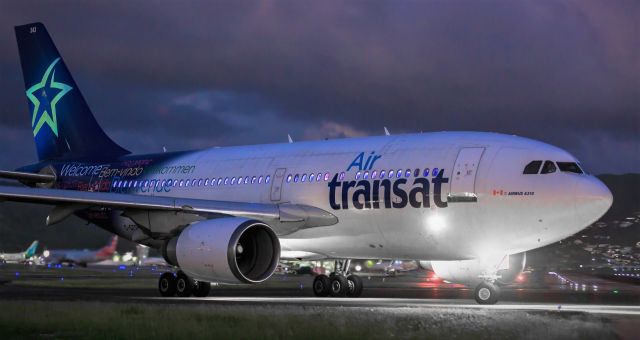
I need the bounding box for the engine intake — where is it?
[163,217,280,284]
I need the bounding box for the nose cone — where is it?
[574,176,613,226]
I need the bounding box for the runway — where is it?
[1,264,639,338]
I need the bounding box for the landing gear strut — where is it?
[312,259,363,298]
[474,281,500,304]
[158,270,211,298]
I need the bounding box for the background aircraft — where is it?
[0,240,38,264]
[43,236,118,267]
[0,23,612,304]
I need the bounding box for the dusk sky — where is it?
[0,1,638,174]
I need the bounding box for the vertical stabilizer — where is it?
[15,23,130,161]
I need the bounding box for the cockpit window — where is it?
[523,160,542,174]
[540,161,557,174]
[557,162,583,174]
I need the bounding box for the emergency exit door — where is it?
[270,168,287,201]
[449,147,485,202]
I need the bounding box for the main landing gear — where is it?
[312,259,363,298]
[158,271,211,297]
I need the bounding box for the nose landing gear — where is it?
[312,259,363,298]
[474,281,500,304]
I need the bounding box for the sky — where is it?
[0,1,638,174]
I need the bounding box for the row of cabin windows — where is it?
[112,175,272,189]
[523,161,583,175]
[285,167,442,184]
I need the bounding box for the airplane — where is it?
[42,236,118,267]
[0,240,39,264]
[0,22,612,303]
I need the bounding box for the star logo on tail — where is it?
[26,58,72,137]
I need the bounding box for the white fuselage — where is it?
[103,132,611,261]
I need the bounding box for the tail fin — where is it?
[96,235,118,258]
[14,23,129,161]
[24,240,39,258]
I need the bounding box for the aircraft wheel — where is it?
[312,274,331,297]
[193,281,211,297]
[158,272,177,297]
[474,282,500,305]
[330,274,349,297]
[346,274,363,297]
[175,271,194,297]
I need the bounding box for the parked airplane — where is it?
[0,240,39,264]
[43,236,118,267]
[0,23,612,303]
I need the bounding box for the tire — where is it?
[312,274,331,297]
[474,282,500,305]
[175,271,194,297]
[346,274,363,297]
[330,275,349,297]
[158,272,177,297]
[192,281,211,297]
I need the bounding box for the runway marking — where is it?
[141,296,640,316]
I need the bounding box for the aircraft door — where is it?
[270,168,287,201]
[449,147,485,202]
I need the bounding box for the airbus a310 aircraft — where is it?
[0,23,612,304]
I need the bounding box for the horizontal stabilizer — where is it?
[0,170,55,183]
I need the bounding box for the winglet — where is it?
[288,134,293,143]
[384,127,390,136]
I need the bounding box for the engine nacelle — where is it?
[429,252,526,285]
[163,217,280,284]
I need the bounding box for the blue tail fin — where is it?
[24,240,39,258]
[15,23,130,161]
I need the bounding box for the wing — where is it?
[0,185,337,237]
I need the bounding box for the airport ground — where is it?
[0,263,639,339]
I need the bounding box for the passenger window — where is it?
[432,168,439,177]
[541,161,557,174]
[294,174,299,183]
[339,172,345,180]
[371,170,377,179]
[324,172,330,181]
[301,174,307,182]
[245,176,249,184]
[414,168,419,177]
[309,173,315,182]
[405,169,411,178]
[266,175,271,184]
[258,176,263,184]
[523,160,543,175]
[380,170,386,178]
[251,176,257,184]
[557,162,583,174]
[287,174,292,183]
[423,168,430,177]
[355,171,361,180]
[363,171,369,180]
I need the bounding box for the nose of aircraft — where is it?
[574,176,613,226]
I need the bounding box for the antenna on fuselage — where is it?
[384,127,391,136]
[287,134,293,143]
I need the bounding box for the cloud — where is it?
[0,1,637,173]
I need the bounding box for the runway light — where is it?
[118,265,126,270]
[15,272,19,277]
[355,265,362,272]
[426,214,446,233]
[43,250,50,258]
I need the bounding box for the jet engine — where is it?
[429,252,526,285]
[162,217,280,284]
